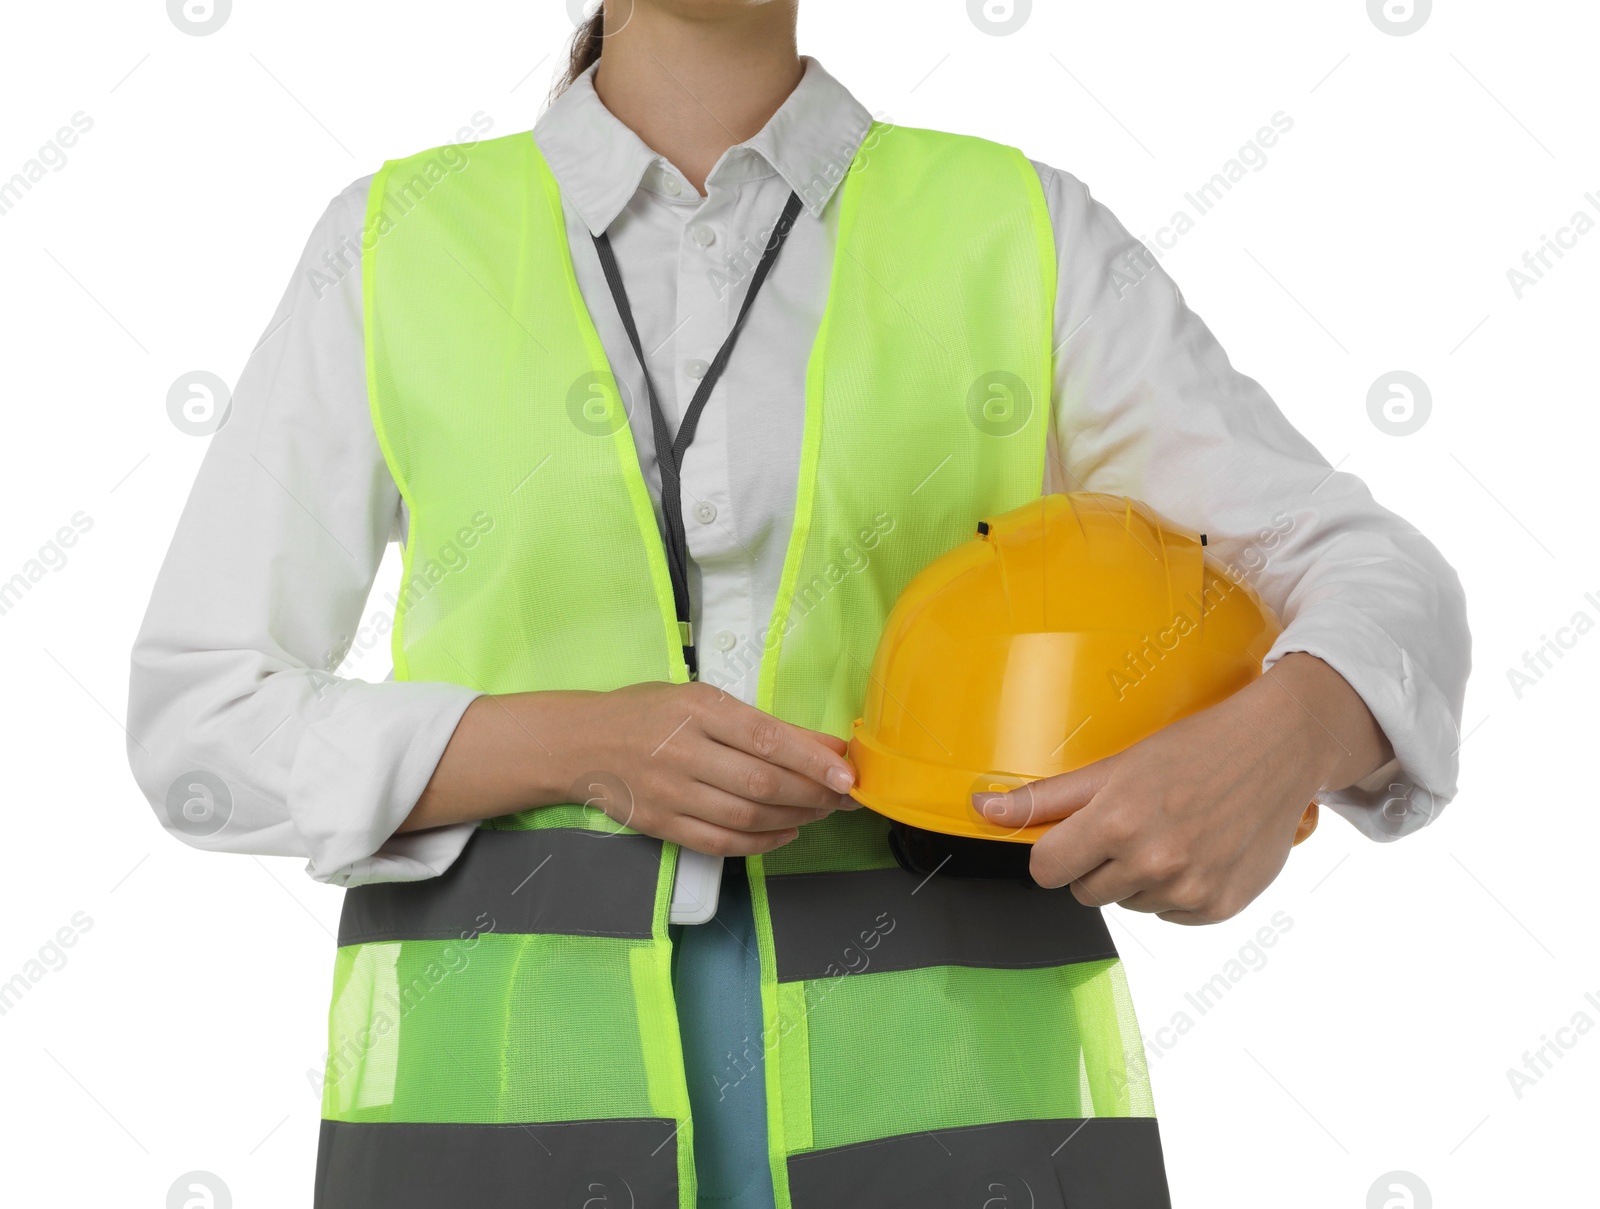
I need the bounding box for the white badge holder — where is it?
[669,848,724,924]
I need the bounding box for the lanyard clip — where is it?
[678,621,699,680]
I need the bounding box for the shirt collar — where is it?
[533,55,875,236]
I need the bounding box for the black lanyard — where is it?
[591,189,804,679]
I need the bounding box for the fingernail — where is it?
[976,793,1007,820]
[826,766,855,793]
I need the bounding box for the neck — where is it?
[593,1,802,195]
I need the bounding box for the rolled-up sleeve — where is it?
[1035,160,1471,840]
[127,177,482,885]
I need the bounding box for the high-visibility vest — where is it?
[314,122,1168,1209]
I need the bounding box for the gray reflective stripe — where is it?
[764,867,1117,981]
[337,828,662,946]
[316,1118,679,1208]
[786,1117,1169,1209]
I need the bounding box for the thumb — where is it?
[973,757,1115,829]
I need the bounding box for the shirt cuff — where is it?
[287,678,485,885]
[1265,602,1459,842]
[317,822,481,889]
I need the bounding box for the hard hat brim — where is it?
[848,720,1052,844]
[848,785,1048,844]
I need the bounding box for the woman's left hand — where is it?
[973,653,1392,924]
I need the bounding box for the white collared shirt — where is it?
[127,59,1469,886]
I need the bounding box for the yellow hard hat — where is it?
[849,493,1318,845]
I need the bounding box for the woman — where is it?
[128,2,1469,1206]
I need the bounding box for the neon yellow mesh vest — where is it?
[315,124,1166,1209]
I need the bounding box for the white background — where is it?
[1,1,1594,1205]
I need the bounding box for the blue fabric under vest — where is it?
[669,858,777,1209]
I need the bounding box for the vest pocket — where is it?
[319,827,694,1205]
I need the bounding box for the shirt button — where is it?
[714,630,737,653]
[685,359,709,380]
[693,500,717,525]
[692,224,715,247]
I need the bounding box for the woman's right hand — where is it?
[404,680,859,856]
[558,681,859,855]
